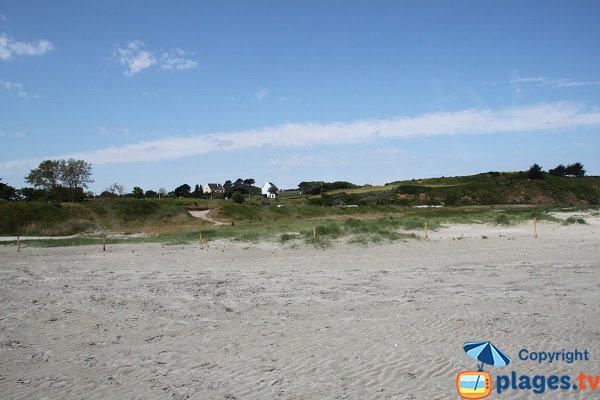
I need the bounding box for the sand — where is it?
[1,218,599,399]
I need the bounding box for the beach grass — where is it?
[1,197,596,248]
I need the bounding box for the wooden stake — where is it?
[17,235,20,252]
[534,217,538,239]
[102,234,106,251]
[424,222,429,239]
[313,226,316,240]
[198,233,203,246]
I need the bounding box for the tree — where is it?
[174,184,192,198]
[145,189,157,198]
[549,164,567,177]
[0,178,17,201]
[99,190,118,199]
[25,159,93,191]
[25,160,62,191]
[231,192,245,204]
[107,183,125,196]
[132,186,144,198]
[158,187,167,199]
[243,178,255,185]
[193,184,202,198]
[25,159,93,202]
[60,159,93,189]
[298,181,323,195]
[223,180,233,191]
[565,162,585,177]
[527,163,544,180]
[17,187,47,201]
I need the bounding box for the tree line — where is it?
[528,162,586,180]
[0,158,591,202]
[297,181,357,195]
[0,158,272,202]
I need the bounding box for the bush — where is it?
[528,164,544,180]
[565,162,586,177]
[231,192,245,204]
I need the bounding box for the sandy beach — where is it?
[1,218,599,399]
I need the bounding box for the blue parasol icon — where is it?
[463,341,511,392]
[463,341,511,370]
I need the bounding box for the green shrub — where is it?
[231,192,245,204]
[563,217,586,225]
[494,214,511,225]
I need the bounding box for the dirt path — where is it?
[188,209,225,225]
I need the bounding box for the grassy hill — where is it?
[322,172,600,207]
[0,199,205,236]
[1,171,598,243]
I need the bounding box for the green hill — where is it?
[319,172,600,207]
[0,199,202,236]
[1,171,598,239]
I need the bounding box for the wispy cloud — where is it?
[160,48,198,71]
[115,41,197,75]
[511,76,600,88]
[269,154,348,167]
[255,89,268,103]
[114,40,157,76]
[0,130,25,138]
[0,80,28,97]
[2,102,600,171]
[98,126,129,136]
[0,33,53,60]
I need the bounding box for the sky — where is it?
[1,1,599,193]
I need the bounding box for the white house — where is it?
[261,182,279,199]
[203,183,225,194]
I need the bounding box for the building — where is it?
[261,182,279,199]
[203,183,225,194]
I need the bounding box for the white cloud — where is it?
[160,48,198,71]
[511,76,600,88]
[2,102,600,171]
[115,41,197,75]
[114,40,157,76]
[0,33,53,60]
[269,154,348,167]
[256,89,268,102]
[0,80,27,97]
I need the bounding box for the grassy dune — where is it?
[200,204,566,246]
[0,199,207,236]
[2,171,598,247]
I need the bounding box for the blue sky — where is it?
[1,1,599,193]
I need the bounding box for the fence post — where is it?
[17,235,20,252]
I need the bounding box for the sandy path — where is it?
[1,222,599,399]
[189,209,225,225]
